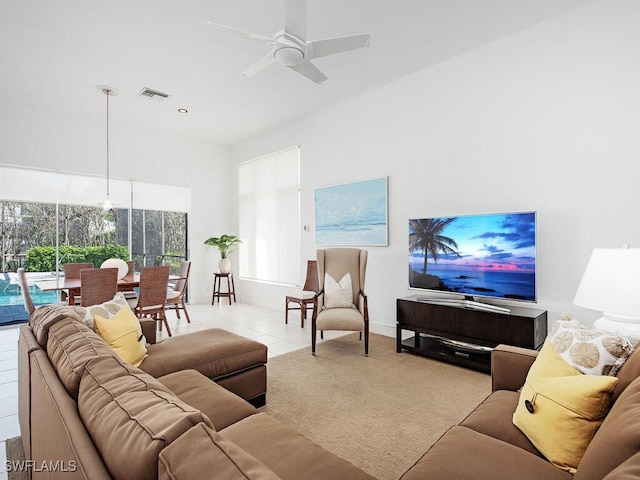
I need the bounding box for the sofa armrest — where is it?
[491,344,538,392]
[140,319,157,344]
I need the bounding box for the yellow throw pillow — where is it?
[93,305,147,367]
[513,341,618,473]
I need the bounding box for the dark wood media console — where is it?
[396,296,547,373]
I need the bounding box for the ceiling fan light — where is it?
[274,46,304,66]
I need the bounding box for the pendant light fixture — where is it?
[97,85,117,210]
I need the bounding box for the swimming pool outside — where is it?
[1,272,61,325]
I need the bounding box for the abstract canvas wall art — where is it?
[314,177,388,246]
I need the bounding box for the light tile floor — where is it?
[0,302,391,479]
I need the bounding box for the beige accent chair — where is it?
[312,248,369,356]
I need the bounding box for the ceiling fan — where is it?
[207,0,370,84]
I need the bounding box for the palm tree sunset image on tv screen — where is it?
[409,212,537,302]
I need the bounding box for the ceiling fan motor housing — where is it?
[274,46,304,66]
[273,31,305,66]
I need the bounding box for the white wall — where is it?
[230,0,640,334]
[0,98,230,305]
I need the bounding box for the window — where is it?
[239,146,300,286]
[0,164,190,325]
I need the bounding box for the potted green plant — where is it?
[204,234,242,273]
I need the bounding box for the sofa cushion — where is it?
[548,319,633,376]
[459,390,542,458]
[513,342,618,473]
[220,413,376,480]
[574,376,640,480]
[602,452,640,480]
[93,304,147,367]
[140,328,267,379]
[315,307,364,331]
[46,317,116,399]
[30,304,83,347]
[399,426,573,480]
[73,291,129,329]
[612,346,640,402]
[159,369,257,430]
[78,355,213,480]
[491,344,539,392]
[158,422,283,480]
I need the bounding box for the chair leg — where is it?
[300,302,305,329]
[311,320,316,355]
[285,300,289,324]
[175,305,181,319]
[182,300,191,323]
[364,324,369,357]
[160,310,172,337]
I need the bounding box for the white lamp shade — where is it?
[573,247,640,321]
[100,258,128,280]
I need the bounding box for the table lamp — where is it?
[573,245,640,345]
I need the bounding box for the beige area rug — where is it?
[5,436,29,480]
[260,333,492,480]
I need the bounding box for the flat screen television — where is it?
[409,211,537,312]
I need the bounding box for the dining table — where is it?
[35,273,143,306]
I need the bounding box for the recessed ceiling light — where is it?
[177,108,188,113]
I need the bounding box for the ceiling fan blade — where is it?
[206,21,272,43]
[285,0,307,42]
[307,33,371,60]
[288,61,328,84]
[242,53,276,78]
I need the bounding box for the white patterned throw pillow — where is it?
[548,318,634,376]
[324,272,354,309]
[72,292,129,330]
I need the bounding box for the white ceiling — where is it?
[1,0,593,145]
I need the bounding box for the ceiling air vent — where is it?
[138,87,170,101]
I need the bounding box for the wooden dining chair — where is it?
[17,268,67,316]
[80,267,118,307]
[17,268,36,316]
[285,260,319,328]
[63,262,94,304]
[165,260,191,323]
[131,265,172,336]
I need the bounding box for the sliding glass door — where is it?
[130,209,187,273]
[0,165,190,325]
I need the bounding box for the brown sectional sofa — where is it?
[400,344,640,480]
[18,303,640,479]
[18,304,376,480]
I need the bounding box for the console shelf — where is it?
[396,296,547,373]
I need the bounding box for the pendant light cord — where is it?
[105,89,110,198]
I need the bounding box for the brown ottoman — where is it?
[140,328,268,407]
